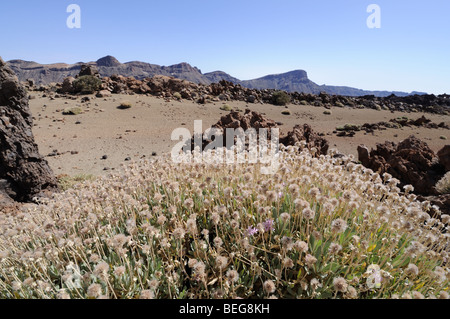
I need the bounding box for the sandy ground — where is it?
[29,93,450,177]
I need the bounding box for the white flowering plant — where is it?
[0,145,448,299]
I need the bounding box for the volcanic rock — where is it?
[186,109,329,158]
[358,136,445,195]
[280,124,329,155]
[0,57,58,202]
[60,76,76,93]
[96,90,112,98]
[437,145,450,172]
[212,109,278,133]
[78,64,99,77]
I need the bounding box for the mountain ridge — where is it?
[5,55,427,97]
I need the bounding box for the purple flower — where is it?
[263,219,275,232]
[247,226,258,237]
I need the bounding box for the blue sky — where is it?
[1,0,449,94]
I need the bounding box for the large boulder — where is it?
[60,76,76,93]
[78,64,99,77]
[437,145,450,172]
[0,57,58,202]
[357,136,445,196]
[96,89,112,98]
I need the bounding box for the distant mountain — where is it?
[5,55,426,97]
[240,70,427,97]
[241,70,319,94]
[204,71,241,85]
[6,56,209,85]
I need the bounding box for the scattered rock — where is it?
[336,131,356,137]
[96,90,112,98]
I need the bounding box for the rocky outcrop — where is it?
[357,136,446,196]
[212,109,278,132]
[53,73,450,114]
[186,109,329,158]
[0,57,57,202]
[280,124,329,156]
[60,76,76,94]
[96,55,122,67]
[188,109,279,151]
[79,64,99,77]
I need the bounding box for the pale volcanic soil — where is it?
[29,92,450,177]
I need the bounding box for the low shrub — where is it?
[57,174,95,191]
[72,75,102,94]
[118,101,133,109]
[220,104,232,111]
[173,92,182,100]
[271,91,291,106]
[62,107,83,115]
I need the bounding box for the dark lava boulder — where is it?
[0,57,58,202]
[357,136,445,196]
[437,145,450,172]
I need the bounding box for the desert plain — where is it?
[29,92,450,177]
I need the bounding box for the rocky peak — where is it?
[96,55,122,67]
[163,62,202,74]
